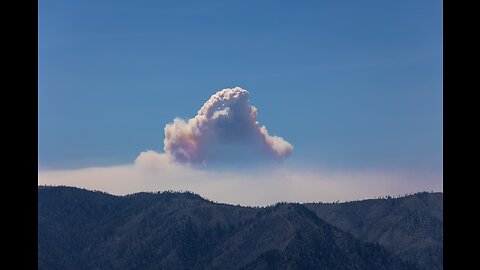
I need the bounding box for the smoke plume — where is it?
[163,87,293,165]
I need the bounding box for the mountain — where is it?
[305,192,443,270]
[38,186,438,270]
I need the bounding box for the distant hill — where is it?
[305,192,443,270]
[38,186,441,270]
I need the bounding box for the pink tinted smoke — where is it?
[163,87,293,164]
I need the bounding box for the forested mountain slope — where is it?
[39,186,440,270]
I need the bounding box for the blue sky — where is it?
[38,0,442,175]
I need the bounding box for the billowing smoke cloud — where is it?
[163,87,293,164]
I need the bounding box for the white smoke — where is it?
[163,87,293,165]
[38,157,443,207]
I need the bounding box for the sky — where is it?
[38,0,443,205]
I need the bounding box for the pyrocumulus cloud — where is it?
[163,87,293,164]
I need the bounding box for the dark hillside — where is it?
[305,192,443,270]
[39,187,438,269]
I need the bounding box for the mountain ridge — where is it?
[305,192,443,270]
[38,186,441,270]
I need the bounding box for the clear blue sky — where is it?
[38,0,442,173]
